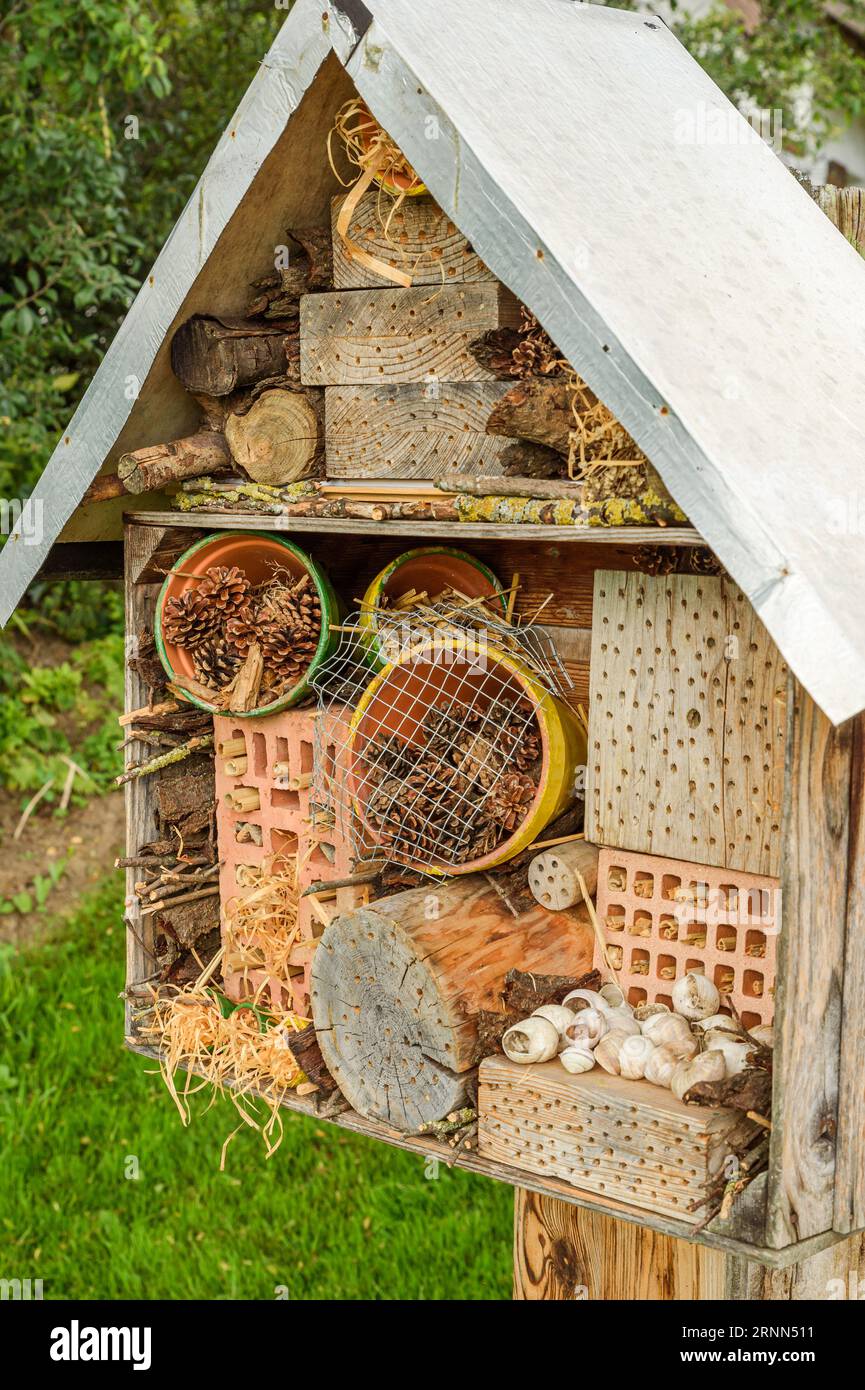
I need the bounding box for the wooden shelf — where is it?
[125,1039,846,1270]
[127,509,704,547]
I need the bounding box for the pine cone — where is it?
[162,590,215,649]
[224,601,260,654]
[485,771,537,831]
[451,727,505,789]
[196,565,252,617]
[192,637,242,691]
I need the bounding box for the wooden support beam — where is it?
[325,382,513,479]
[332,192,494,289]
[513,1191,726,1300]
[300,284,520,386]
[514,1189,865,1301]
[833,712,865,1233]
[765,678,854,1247]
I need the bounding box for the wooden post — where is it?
[513,1191,726,1300]
[514,1190,865,1300]
[765,678,854,1247]
[834,712,865,1233]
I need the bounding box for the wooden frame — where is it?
[121,511,865,1292]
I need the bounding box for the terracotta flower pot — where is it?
[357,546,504,668]
[348,636,586,874]
[154,531,340,717]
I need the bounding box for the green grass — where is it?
[0,876,511,1300]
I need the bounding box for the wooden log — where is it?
[81,474,126,504]
[310,876,593,1132]
[225,388,324,483]
[436,473,582,500]
[527,841,600,911]
[117,432,231,494]
[486,379,572,455]
[325,383,514,479]
[171,316,298,396]
[331,192,494,289]
[246,226,333,314]
[299,284,521,386]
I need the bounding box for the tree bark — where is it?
[436,473,582,501]
[170,315,300,396]
[486,379,572,455]
[224,388,324,484]
[310,875,593,1132]
[116,432,231,494]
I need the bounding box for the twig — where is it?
[13,779,55,841]
[116,734,213,786]
[140,886,220,916]
[746,1110,772,1130]
[118,700,180,728]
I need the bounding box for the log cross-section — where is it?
[310,876,593,1132]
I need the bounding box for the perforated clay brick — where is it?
[213,706,359,1015]
[594,847,778,1030]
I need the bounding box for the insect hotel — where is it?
[3,0,865,1302]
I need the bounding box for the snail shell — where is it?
[704,1030,752,1077]
[634,1001,671,1024]
[559,1045,596,1074]
[564,1006,608,1049]
[693,1013,738,1035]
[643,1043,679,1089]
[640,1011,698,1059]
[594,1027,634,1076]
[598,982,629,1012]
[532,1004,577,1039]
[671,1050,726,1101]
[671,971,721,1022]
[750,1024,774,1049]
[502,1015,560,1064]
[619,1034,656,1080]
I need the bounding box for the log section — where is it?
[332,192,494,289]
[310,876,593,1131]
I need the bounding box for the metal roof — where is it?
[3,0,865,723]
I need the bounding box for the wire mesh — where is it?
[310,596,570,875]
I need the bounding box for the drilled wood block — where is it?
[299,284,520,386]
[324,382,514,479]
[585,571,788,875]
[595,847,778,1029]
[479,1056,759,1225]
[213,706,357,1014]
[332,192,494,289]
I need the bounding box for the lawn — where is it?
[0,875,511,1300]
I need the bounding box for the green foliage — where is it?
[0,858,67,918]
[672,1,865,156]
[0,2,284,503]
[0,627,124,802]
[0,877,511,1300]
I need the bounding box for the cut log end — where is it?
[225,389,322,484]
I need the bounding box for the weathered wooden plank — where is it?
[299,283,520,385]
[835,714,865,1233]
[332,192,494,289]
[586,571,788,876]
[765,679,853,1248]
[125,1033,846,1269]
[123,523,166,1034]
[513,1192,727,1300]
[325,382,513,478]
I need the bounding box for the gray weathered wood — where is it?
[833,713,865,1234]
[124,1036,847,1269]
[127,510,704,547]
[332,191,494,289]
[325,382,513,478]
[300,283,520,386]
[765,678,854,1247]
[586,570,788,875]
[123,523,165,1034]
